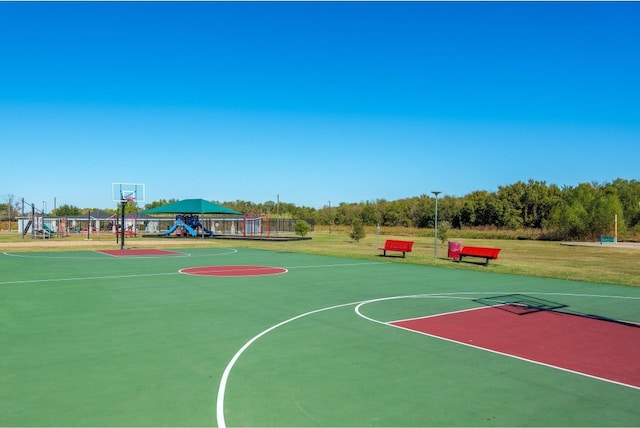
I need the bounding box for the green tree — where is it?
[144,199,179,210]
[332,203,349,226]
[293,219,310,237]
[496,182,525,229]
[361,202,381,226]
[438,220,451,244]
[291,205,315,222]
[591,193,626,239]
[544,183,616,240]
[409,195,432,228]
[458,190,491,227]
[124,201,140,214]
[338,203,362,226]
[349,217,366,242]
[382,201,407,227]
[319,203,334,228]
[546,200,590,240]
[608,179,640,229]
[53,204,82,216]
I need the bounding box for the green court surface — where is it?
[1,247,639,427]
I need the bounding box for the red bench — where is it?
[378,239,414,258]
[457,246,501,266]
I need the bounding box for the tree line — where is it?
[218,178,639,241]
[3,178,639,240]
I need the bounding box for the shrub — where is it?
[438,220,451,244]
[294,220,311,237]
[349,218,366,242]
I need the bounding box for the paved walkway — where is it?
[561,241,640,249]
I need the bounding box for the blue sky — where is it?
[1,1,639,211]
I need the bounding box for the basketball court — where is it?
[1,246,638,426]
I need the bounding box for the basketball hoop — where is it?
[112,183,145,204]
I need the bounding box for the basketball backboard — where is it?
[112,183,146,203]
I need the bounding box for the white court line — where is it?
[217,291,640,427]
[356,294,640,391]
[216,299,362,428]
[0,248,240,286]
[93,249,190,258]
[0,271,180,286]
[286,261,388,269]
[0,257,381,287]
[179,265,289,276]
[1,248,239,259]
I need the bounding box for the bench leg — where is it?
[402,252,406,258]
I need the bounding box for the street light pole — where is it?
[431,191,441,260]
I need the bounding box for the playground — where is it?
[165,215,215,237]
[1,245,638,426]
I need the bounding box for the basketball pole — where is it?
[120,200,126,250]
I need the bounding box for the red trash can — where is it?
[448,241,462,260]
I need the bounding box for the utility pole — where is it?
[431,191,441,259]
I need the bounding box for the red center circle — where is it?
[180,265,287,277]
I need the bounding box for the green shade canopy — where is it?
[143,199,242,215]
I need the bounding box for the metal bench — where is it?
[457,246,501,266]
[378,239,414,258]
[600,235,616,244]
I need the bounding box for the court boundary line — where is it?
[1,248,239,259]
[0,271,181,286]
[357,295,640,391]
[95,249,188,257]
[0,258,385,287]
[217,291,640,427]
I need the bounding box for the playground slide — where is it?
[43,224,56,235]
[166,217,213,237]
[184,224,197,237]
[193,221,214,236]
[165,224,178,236]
